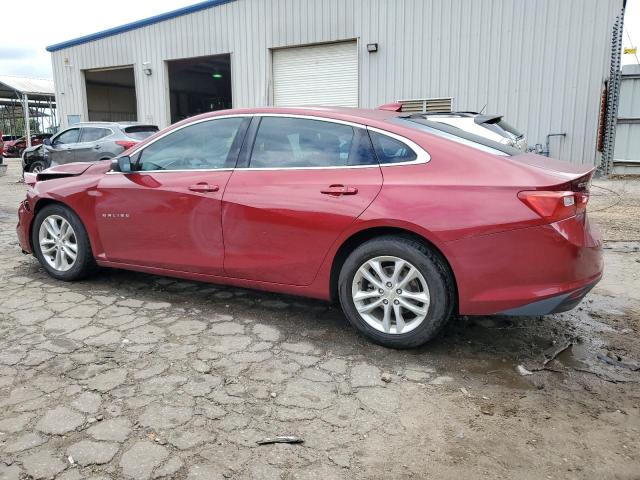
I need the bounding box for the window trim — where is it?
[108,113,430,174]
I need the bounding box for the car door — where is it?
[74,127,114,162]
[47,128,81,166]
[95,116,250,274]
[222,115,383,286]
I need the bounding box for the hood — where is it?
[35,162,93,183]
[44,162,93,176]
[24,144,43,154]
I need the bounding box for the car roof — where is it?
[179,106,402,128]
[71,121,158,129]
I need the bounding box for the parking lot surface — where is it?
[0,158,639,479]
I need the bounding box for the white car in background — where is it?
[420,112,528,151]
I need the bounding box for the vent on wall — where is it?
[397,97,453,113]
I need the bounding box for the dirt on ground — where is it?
[0,159,638,479]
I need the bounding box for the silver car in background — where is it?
[27,122,158,172]
[418,112,528,151]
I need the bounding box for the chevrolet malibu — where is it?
[17,107,603,348]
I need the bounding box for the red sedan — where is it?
[17,107,602,348]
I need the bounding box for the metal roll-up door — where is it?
[272,41,358,107]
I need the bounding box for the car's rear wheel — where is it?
[32,204,97,281]
[338,236,455,348]
[30,160,46,173]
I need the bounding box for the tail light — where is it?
[518,174,591,223]
[116,140,138,151]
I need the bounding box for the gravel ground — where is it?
[0,158,639,479]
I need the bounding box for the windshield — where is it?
[124,126,159,140]
[391,116,522,156]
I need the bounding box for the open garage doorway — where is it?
[85,67,137,122]
[168,54,232,124]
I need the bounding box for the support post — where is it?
[23,94,31,148]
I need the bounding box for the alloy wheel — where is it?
[351,255,430,334]
[38,215,78,272]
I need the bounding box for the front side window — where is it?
[53,128,80,145]
[250,117,373,168]
[81,127,112,143]
[137,117,246,171]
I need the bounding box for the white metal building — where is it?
[48,0,624,165]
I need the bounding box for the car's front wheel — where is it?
[32,204,97,281]
[338,236,455,348]
[29,160,46,173]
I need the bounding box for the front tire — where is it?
[338,236,455,349]
[32,204,97,281]
[29,160,46,173]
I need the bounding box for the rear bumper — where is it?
[448,214,603,315]
[498,277,600,315]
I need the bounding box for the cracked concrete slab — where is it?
[0,161,638,478]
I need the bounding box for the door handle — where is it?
[93,145,101,150]
[188,183,220,193]
[320,185,358,196]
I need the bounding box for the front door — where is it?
[222,115,383,286]
[47,127,81,166]
[95,116,249,275]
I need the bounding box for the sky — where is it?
[1,0,639,79]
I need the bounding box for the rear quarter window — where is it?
[369,131,417,164]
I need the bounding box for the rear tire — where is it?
[32,204,97,281]
[338,236,455,348]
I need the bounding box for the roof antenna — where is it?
[479,102,487,114]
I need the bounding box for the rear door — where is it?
[222,115,382,286]
[75,127,114,162]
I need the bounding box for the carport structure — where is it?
[0,75,57,147]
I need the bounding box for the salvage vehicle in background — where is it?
[416,111,528,151]
[3,134,52,158]
[17,107,602,348]
[22,122,159,173]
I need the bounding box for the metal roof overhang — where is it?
[0,75,55,100]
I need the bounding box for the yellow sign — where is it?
[624,47,637,55]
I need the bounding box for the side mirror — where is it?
[43,138,51,146]
[112,155,132,173]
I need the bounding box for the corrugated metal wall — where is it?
[50,0,623,165]
[614,65,640,164]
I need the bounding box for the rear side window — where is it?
[369,131,417,164]
[125,125,159,140]
[80,127,112,142]
[249,117,375,168]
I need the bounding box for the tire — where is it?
[29,160,46,173]
[31,204,97,281]
[338,236,455,349]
